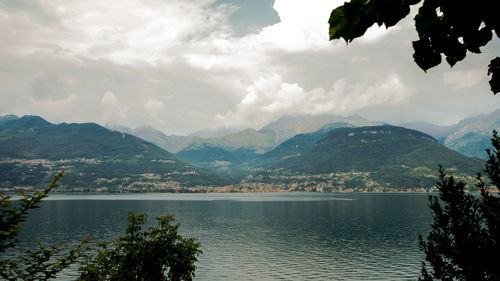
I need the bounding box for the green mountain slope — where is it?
[176,128,277,168]
[176,115,371,169]
[257,126,483,189]
[259,114,376,145]
[400,121,457,142]
[249,122,356,168]
[0,115,227,191]
[444,131,494,160]
[180,128,277,152]
[443,113,500,160]
[177,146,261,169]
[403,109,500,156]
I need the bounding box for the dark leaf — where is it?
[329,1,378,43]
[444,40,466,67]
[413,39,442,71]
[488,57,500,94]
[328,0,497,93]
[414,3,440,39]
[378,0,412,27]
[329,6,348,40]
[464,27,493,53]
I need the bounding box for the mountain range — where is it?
[1,111,498,192]
[176,115,378,169]
[245,125,483,189]
[112,111,500,165]
[402,109,500,159]
[0,115,227,191]
[105,124,190,153]
[247,122,357,168]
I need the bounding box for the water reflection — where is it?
[18,193,431,280]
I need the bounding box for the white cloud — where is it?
[184,0,345,72]
[1,0,499,134]
[144,99,164,112]
[100,91,127,124]
[29,94,78,111]
[257,0,343,51]
[442,70,485,89]
[215,73,412,128]
[4,0,234,65]
[356,23,400,44]
[144,98,165,124]
[101,91,117,105]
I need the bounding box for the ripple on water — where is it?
[15,193,430,281]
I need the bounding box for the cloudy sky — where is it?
[1,0,499,135]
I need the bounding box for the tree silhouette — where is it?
[418,132,500,280]
[0,171,90,280]
[78,212,202,281]
[329,0,499,93]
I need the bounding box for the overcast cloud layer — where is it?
[1,0,499,134]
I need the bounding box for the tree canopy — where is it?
[78,212,202,281]
[418,132,500,280]
[0,172,201,281]
[328,0,500,93]
[0,171,90,280]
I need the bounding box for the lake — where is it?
[17,193,432,280]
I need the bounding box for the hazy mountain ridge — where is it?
[105,124,189,153]
[402,109,500,159]
[180,128,277,152]
[0,116,228,190]
[248,122,357,169]
[401,110,496,141]
[0,112,495,191]
[176,115,377,169]
[281,126,480,173]
[400,122,457,142]
[443,118,500,159]
[258,114,377,144]
[105,110,499,165]
[188,127,241,138]
[176,128,277,169]
[246,125,484,189]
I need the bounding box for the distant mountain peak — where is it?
[0,114,19,125]
[258,114,377,145]
[0,116,227,190]
[250,125,482,188]
[0,115,52,129]
[188,127,240,138]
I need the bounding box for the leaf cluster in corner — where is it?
[329,0,420,43]
[329,0,500,94]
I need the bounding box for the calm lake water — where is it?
[17,193,432,280]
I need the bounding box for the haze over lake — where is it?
[20,193,431,280]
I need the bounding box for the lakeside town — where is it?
[1,157,490,193]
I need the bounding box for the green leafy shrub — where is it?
[0,171,90,280]
[419,131,500,280]
[78,212,202,281]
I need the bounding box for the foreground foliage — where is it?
[329,0,499,93]
[0,171,90,280]
[1,171,201,280]
[419,131,500,280]
[78,212,202,281]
